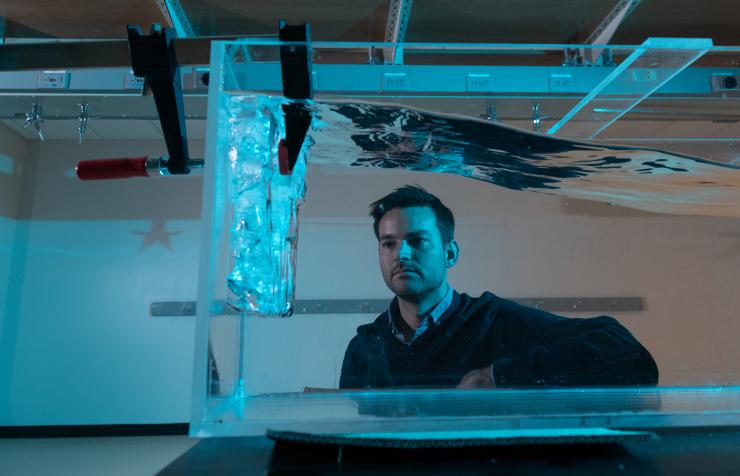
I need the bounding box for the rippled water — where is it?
[308,101,740,218]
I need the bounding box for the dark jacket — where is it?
[339,291,659,388]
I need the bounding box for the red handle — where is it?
[76,157,149,180]
[278,139,294,175]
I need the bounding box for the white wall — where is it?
[0,123,28,332]
[0,124,29,424]
[3,139,203,425]
[3,138,739,424]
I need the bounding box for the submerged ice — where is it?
[222,95,306,316]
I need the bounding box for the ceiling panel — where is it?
[405,0,615,44]
[87,119,162,140]
[175,0,390,39]
[1,118,37,139]
[1,118,91,140]
[0,1,166,38]
[613,0,740,46]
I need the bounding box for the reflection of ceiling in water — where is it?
[1,95,739,168]
[309,101,740,218]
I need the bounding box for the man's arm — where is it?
[487,301,659,387]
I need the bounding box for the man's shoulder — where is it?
[456,291,508,313]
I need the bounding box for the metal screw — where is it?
[532,104,541,132]
[486,105,497,122]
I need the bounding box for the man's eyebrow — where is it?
[379,230,431,240]
[406,230,432,237]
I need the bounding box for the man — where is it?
[339,185,658,389]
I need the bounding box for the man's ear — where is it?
[445,240,459,268]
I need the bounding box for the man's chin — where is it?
[391,284,423,299]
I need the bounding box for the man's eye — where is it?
[381,241,394,249]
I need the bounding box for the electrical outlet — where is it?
[466,73,492,92]
[631,68,658,83]
[548,74,575,92]
[382,72,409,91]
[124,71,145,89]
[194,67,210,89]
[37,71,70,89]
[710,73,738,92]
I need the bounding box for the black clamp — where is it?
[125,22,312,177]
[127,24,191,175]
[278,22,313,175]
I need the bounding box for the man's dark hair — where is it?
[369,185,455,245]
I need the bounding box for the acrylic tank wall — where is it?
[189,39,740,436]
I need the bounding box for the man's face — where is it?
[377,206,456,300]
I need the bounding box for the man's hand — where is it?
[457,365,495,389]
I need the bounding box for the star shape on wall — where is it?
[131,219,183,252]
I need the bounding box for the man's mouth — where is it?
[395,268,418,277]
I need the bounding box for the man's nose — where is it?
[397,240,412,261]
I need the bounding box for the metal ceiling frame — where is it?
[0,61,733,97]
[1,38,738,72]
[383,0,413,65]
[0,35,737,143]
[580,0,642,65]
[154,0,196,38]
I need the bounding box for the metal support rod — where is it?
[1,62,733,97]
[151,297,646,316]
[383,0,414,65]
[1,38,736,72]
[581,0,642,65]
[154,0,196,38]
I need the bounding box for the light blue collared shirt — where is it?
[388,284,454,345]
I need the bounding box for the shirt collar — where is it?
[427,284,454,324]
[388,284,455,344]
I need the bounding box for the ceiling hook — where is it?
[23,102,45,141]
[78,103,91,144]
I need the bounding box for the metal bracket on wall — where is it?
[150,297,644,316]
